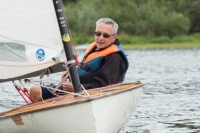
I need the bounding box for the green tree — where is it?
[62,0,77,5]
[160,0,200,34]
[64,0,198,40]
[132,0,190,37]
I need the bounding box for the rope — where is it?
[25,80,59,84]
[81,84,90,97]
[41,85,89,98]
[54,69,70,91]
[27,81,90,99]
[61,1,74,48]
[40,68,51,79]
[19,80,25,88]
[61,1,82,66]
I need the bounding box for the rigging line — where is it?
[54,71,70,90]
[61,1,77,53]
[81,84,90,97]
[43,62,75,93]
[19,80,25,88]
[26,80,59,85]
[65,62,74,81]
[53,62,73,91]
[40,84,89,98]
[3,44,26,60]
[29,81,89,98]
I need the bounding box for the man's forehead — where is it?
[96,23,113,32]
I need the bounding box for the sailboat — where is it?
[0,0,144,133]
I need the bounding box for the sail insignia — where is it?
[62,34,70,42]
[35,48,45,61]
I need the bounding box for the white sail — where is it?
[0,2,144,133]
[0,0,63,80]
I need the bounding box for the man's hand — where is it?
[62,81,74,92]
[74,53,81,66]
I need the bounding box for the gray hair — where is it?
[96,18,118,34]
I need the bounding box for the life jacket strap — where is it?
[80,63,96,73]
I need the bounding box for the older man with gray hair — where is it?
[30,18,129,102]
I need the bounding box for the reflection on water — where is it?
[1,49,200,133]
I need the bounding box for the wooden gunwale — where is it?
[0,82,143,119]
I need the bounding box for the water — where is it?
[1,48,200,133]
[120,48,200,133]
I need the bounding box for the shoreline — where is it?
[122,42,200,49]
[75,42,200,50]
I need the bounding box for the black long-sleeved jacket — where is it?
[78,39,129,89]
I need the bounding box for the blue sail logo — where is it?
[35,49,45,61]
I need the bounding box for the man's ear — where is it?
[112,35,117,42]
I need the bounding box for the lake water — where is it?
[0,48,200,133]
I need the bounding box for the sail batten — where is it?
[0,0,64,81]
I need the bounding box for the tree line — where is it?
[62,0,200,40]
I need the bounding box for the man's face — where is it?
[95,23,117,49]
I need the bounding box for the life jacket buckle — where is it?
[81,63,90,72]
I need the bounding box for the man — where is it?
[30,18,129,102]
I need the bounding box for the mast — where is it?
[52,0,82,93]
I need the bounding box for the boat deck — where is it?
[0,82,144,118]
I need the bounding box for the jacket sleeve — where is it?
[82,52,127,89]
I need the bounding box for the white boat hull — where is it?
[0,83,143,133]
